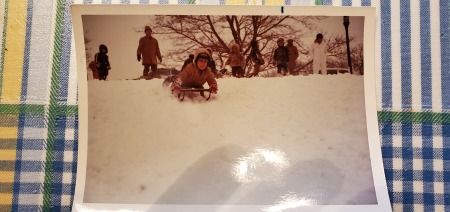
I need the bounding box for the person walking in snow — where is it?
[172,48,218,94]
[95,44,111,80]
[286,39,299,75]
[225,43,245,78]
[272,38,290,76]
[309,33,327,75]
[137,26,162,79]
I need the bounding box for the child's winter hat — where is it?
[196,53,210,62]
[316,33,323,39]
[145,26,152,32]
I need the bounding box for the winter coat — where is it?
[137,36,162,65]
[309,41,327,74]
[250,45,264,65]
[225,44,245,67]
[181,57,193,72]
[273,46,290,65]
[287,44,299,69]
[95,44,110,70]
[174,48,217,88]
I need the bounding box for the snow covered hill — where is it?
[84,74,377,207]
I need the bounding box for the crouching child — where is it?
[172,48,218,95]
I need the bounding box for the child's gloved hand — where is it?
[172,83,181,94]
[210,84,218,94]
[137,55,141,62]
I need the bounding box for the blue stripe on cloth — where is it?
[322,0,332,6]
[420,0,432,110]
[20,0,33,102]
[361,0,370,6]
[285,0,290,5]
[159,0,169,4]
[12,113,27,208]
[380,122,394,205]
[381,0,392,108]
[121,0,130,3]
[444,125,450,209]
[103,0,112,4]
[342,0,351,6]
[83,0,92,3]
[441,0,450,110]
[178,0,189,4]
[20,139,45,150]
[400,0,411,109]
[57,0,73,104]
[401,124,413,207]
[16,161,44,172]
[50,116,70,205]
[13,205,39,211]
[72,117,78,201]
[23,116,45,128]
[140,0,149,3]
[15,183,42,194]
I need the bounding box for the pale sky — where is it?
[83,15,364,80]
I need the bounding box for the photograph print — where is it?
[72,5,389,212]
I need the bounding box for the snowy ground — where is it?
[84,74,376,206]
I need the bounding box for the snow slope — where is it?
[84,74,376,206]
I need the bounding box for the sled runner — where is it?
[177,88,213,101]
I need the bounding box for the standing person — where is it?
[225,43,245,78]
[172,48,218,94]
[309,33,327,75]
[181,54,194,72]
[286,39,299,75]
[272,38,290,76]
[137,26,162,79]
[247,39,264,78]
[95,44,111,80]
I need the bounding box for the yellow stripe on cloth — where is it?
[1,0,28,103]
[0,150,16,161]
[265,0,284,5]
[0,127,18,139]
[226,0,246,4]
[0,193,13,205]
[0,171,14,183]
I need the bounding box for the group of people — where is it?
[267,33,327,76]
[89,25,328,95]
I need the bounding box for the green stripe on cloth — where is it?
[42,0,64,210]
[0,104,77,116]
[315,0,322,5]
[377,111,450,124]
[188,0,195,4]
[0,0,9,97]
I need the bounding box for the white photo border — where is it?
[71,4,391,212]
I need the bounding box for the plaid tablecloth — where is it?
[0,0,449,211]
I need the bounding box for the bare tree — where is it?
[84,31,93,64]
[151,15,321,70]
[350,44,364,75]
